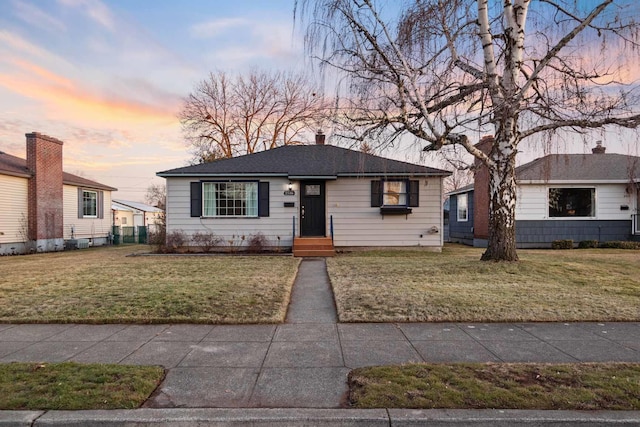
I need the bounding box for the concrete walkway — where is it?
[1,258,640,425]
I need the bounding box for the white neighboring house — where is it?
[0,132,117,254]
[157,134,451,255]
[112,199,164,233]
[448,141,640,247]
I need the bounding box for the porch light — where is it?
[288,182,293,191]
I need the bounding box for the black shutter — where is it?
[408,180,419,207]
[258,181,269,217]
[190,182,202,217]
[97,191,104,218]
[78,188,84,218]
[371,180,382,207]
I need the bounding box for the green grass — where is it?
[0,246,300,324]
[349,363,640,410]
[327,244,640,322]
[0,362,164,410]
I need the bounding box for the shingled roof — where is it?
[516,153,640,182]
[157,144,450,178]
[0,151,117,191]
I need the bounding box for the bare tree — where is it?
[179,69,328,163]
[145,183,166,210]
[443,164,473,196]
[297,0,640,261]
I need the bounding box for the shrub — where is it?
[551,239,573,249]
[162,230,188,253]
[247,232,268,253]
[148,212,166,247]
[191,231,222,253]
[578,240,599,249]
[599,241,640,250]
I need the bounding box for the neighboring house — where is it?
[157,133,451,255]
[112,199,163,233]
[448,137,640,248]
[0,132,117,255]
[447,183,475,245]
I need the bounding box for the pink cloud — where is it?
[0,59,180,125]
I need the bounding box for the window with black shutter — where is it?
[190,182,202,217]
[258,181,269,217]
[190,181,269,218]
[371,179,419,215]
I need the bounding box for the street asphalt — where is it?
[1,258,639,426]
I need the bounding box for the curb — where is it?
[3,408,640,426]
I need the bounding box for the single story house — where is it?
[112,199,163,233]
[448,138,640,247]
[157,133,451,255]
[0,132,117,255]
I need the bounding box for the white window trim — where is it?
[82,190,98,218]
[457,193,468,222]
[547,186,597,220]
[202,181,259,218]
[382,180,408,207]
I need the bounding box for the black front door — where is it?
[300,180,326,236]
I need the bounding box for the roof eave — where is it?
[288,175,338,180]
[0,170,31,179]
[63,180,117,191]
[337,172,450,177]
[446,188,474,196]
[157,172,289,178]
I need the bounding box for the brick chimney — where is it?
[473,135,493,243]
[26,132,64,251]
[592,141,606,154]
[315,130,325,145]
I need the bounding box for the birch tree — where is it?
[179,69,327,163]
[297,0,640,261]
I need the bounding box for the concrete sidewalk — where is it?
[1,258,640,425]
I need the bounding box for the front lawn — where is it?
[0,362,163,410]
[327,245,640,322]
[349,363,640,410]
[0,246,300,324]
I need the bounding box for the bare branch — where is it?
[521,114,640,139]
[179,69,328,163]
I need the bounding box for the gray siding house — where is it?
[448,142,640,248]
[157,135,451,255]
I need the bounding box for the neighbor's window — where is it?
[82,190,98,217]
[548,188,595,217]
[203,182,258,217]
[457,193,468,222]
[383,181,407,206]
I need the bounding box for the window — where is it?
[82,190,97,217]
[121,217,127,225]
[548,188,595,217]
[371,180,419,209]
[305,184,321,196]
[457,193,468,221]
[77,188,103,219]
[202,182,258,217]
[383,181,407,206]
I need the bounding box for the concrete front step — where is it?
[293,237,335,257]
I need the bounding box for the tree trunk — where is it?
[481,133,519,262]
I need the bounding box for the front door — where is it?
[300,180,326,236]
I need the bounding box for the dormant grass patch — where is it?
[0,246,299,324]
[349,363,640,410]
[327,245,640,322]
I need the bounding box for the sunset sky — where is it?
[0,0,304,200]
[0,0,639,201]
